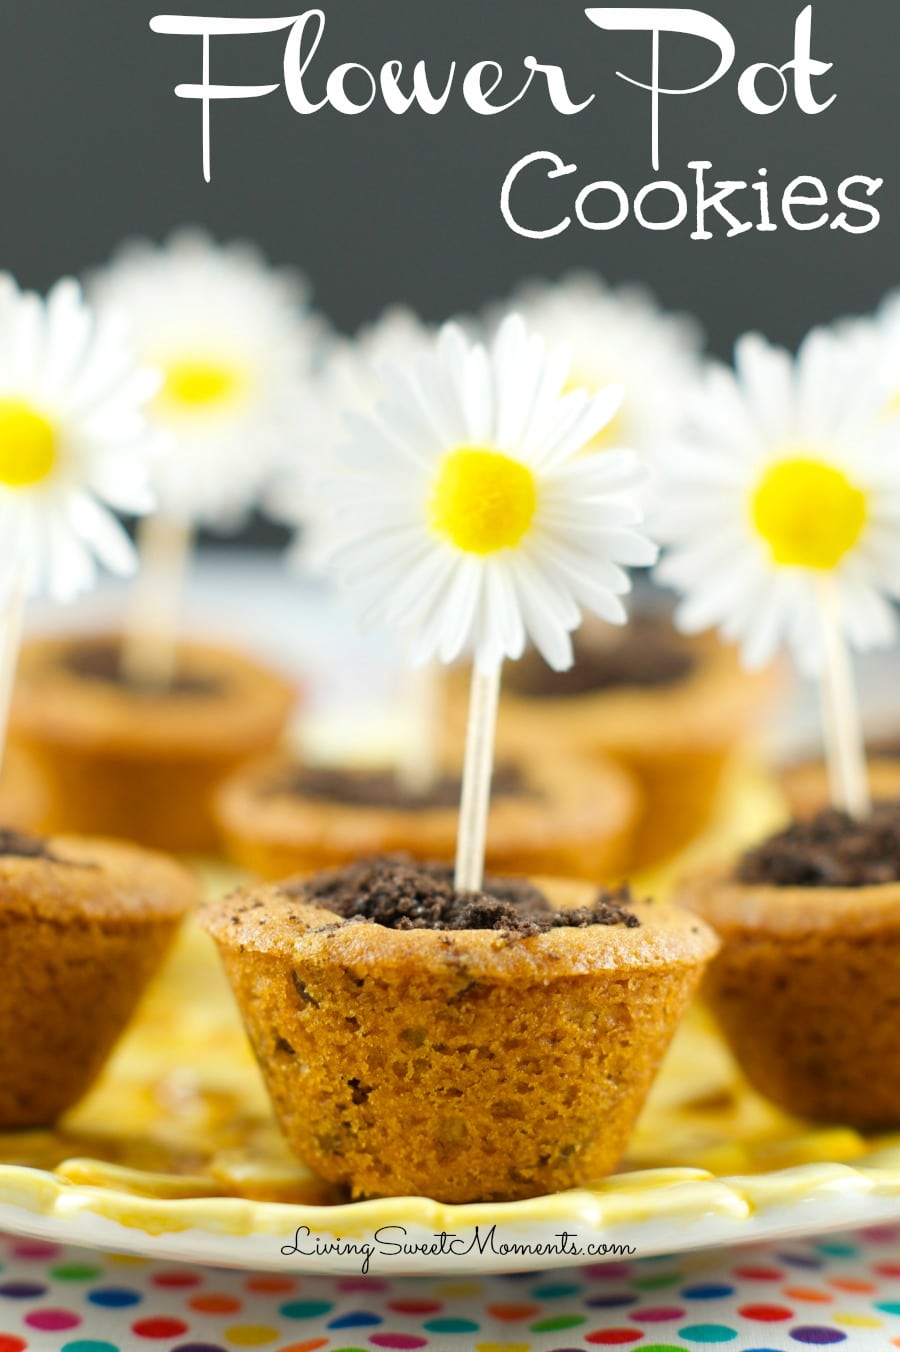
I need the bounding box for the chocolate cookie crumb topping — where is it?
[507,618,695,699]
[736,803,900,888]
[286,854,641,933]
[0,829,58,862]
[63,640,224,697]
[263,762,537,812]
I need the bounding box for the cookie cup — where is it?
[10,634,296,853]
[674,867,900,1128]
[203,876,718,1202]
[453,632,779,868]
[0,833,196,1127]
[215,752,640,884]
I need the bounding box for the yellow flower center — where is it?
[751,455,867,570]
[429,446,537,554]
[0,399,57,487]
[159,358,244,409]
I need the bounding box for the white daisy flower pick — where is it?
[324,313,657,891]
[491,271,703,465]
[0,273,158,771]
[88,228,324,687]
[654,326,900,819]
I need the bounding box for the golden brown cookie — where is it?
[203,858,718,1202]
[10,634,296,853]
[215,752,640,884]
[675,805,900,1128]
[450,618,780,869]
[0,830,196,1127]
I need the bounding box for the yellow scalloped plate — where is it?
[1,763,900,1274]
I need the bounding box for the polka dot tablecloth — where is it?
[0,1228,898,1352]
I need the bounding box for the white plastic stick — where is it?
[817,578,870,819]
[396,660,441,796]
[0,565,27,783]
[120,513,193,689]
[454,662,502,893]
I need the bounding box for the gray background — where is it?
[0,0,896,543]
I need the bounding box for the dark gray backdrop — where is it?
[1,0,896,543]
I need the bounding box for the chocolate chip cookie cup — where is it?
[203,856,718,1203]
[215,752,640,885]
[674,804,900,1129]
[10,634,296,853]
[487,619,780,868]
[0,830,196,1128]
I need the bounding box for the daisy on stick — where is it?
[89,228,323,686]
[324,313,657,891]
[0,274,158,773]
[654,327,900,819]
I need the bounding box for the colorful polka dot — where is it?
[633,1305,686,1323]
[739,1303,793,1322]
[423,1318,479,1333]
[224,1326,279,1346]
[88,1286,143,1307]
[585,1333,644,1345]
[192,1294,243,1315]
[784,1286,832,1303]
[832,1311,883,1328]
[530,1314,587,1332]
[877,1302,900,1315]
[634,1273,682,1290]
[13,1241,59,1260]
[682,1284,735,1300]
[281,1301,334,1320]
[25,1308,82,1331]
[153,1270,203,1288]
[171,1345,230,1352]
[0,1280,47,1298]
[245,1276,294,1294]
[829,1277,875,1292]
[789,1328,847,1344]
[0,1339,27,1352]
[735,1267,784,1282]
[328,1313,383,1329]
[53,1265,103,1282]
[132,1316,190,1339]
[486,1304,540,1321]
[62,1344,121,1352]
[368,1337,428,1350]
[678,1325,739,1343]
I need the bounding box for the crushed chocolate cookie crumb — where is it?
[63,640,223,697]
[507,618,695,699]
[284,854,641,933]
[262,761,538,812]
[0,829,59,862]
[737,803,900,888]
